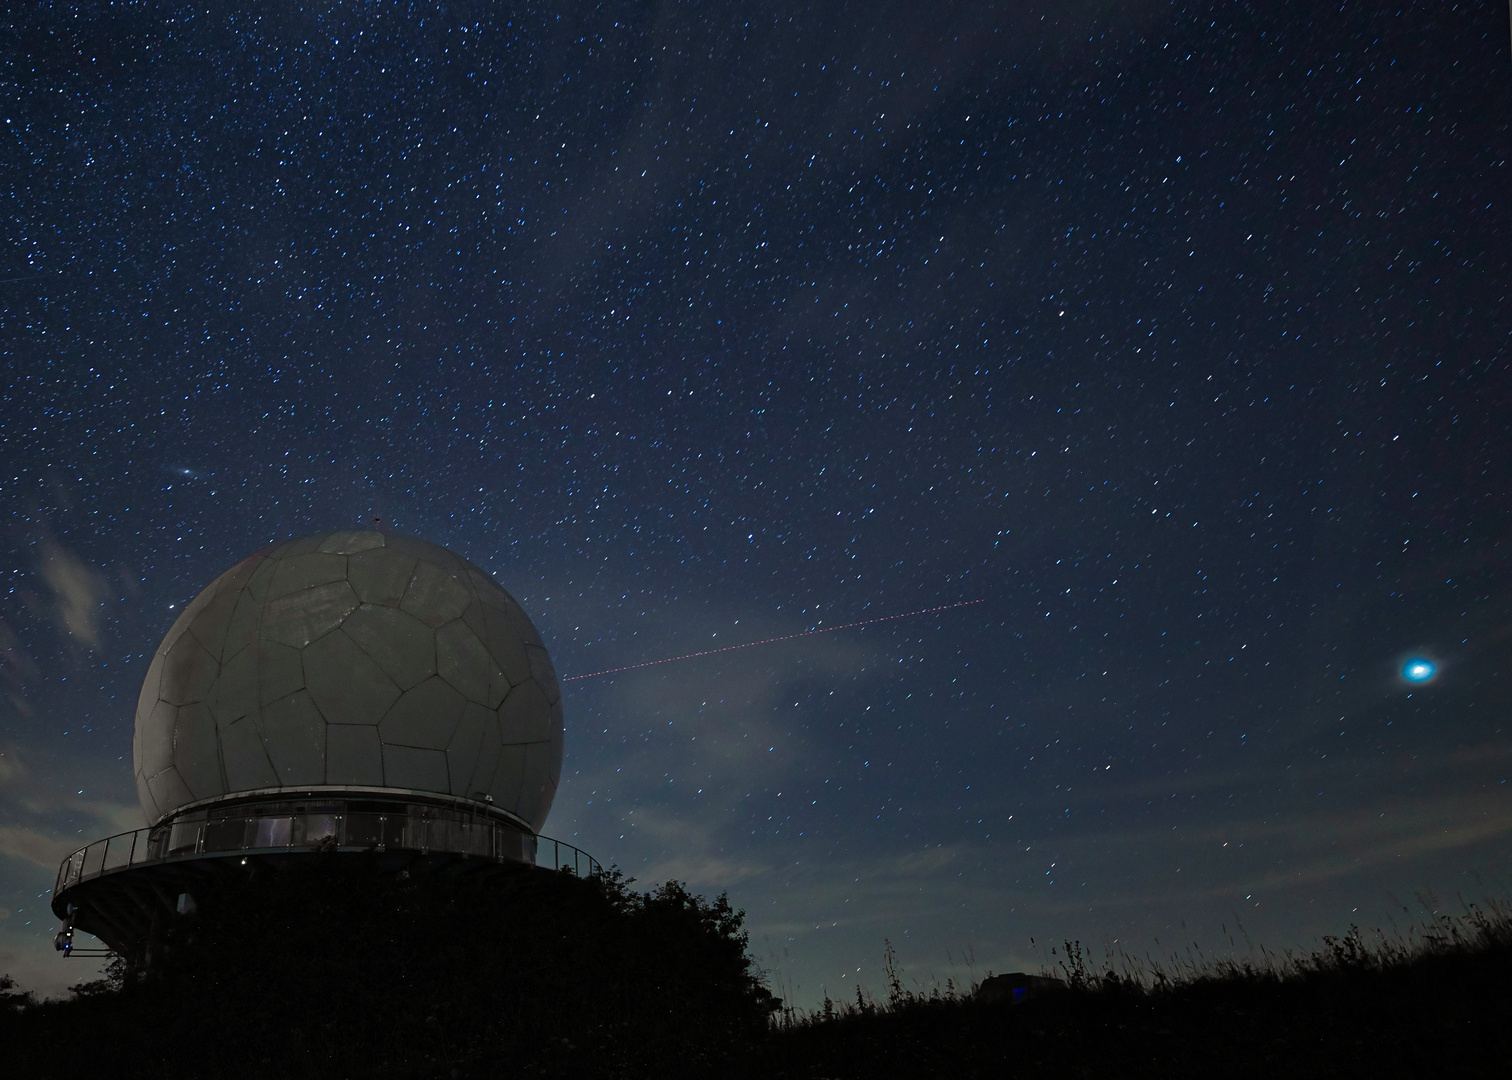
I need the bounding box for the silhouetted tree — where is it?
[0,973,34,1013]
[8,855,776,1079]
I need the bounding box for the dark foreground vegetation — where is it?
[762,904,1512,1080]
[4,855,775,1080]
[4,859,1510,1079]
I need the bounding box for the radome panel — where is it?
[132,531,562,831]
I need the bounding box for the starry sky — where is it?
[3,1,1510,1001]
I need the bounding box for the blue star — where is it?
[1402,658,1436,683]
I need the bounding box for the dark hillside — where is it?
[757,939,1512,1079]
[4,875,1509,1079]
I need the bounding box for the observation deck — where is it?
[51,792,601,960]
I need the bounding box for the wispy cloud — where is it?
[0,615,40,718]
[0,740,137,998]
[0,743,142,867]
[36,539,110,649]
[0,826,78,871]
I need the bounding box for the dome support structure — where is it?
[52,793,601,966]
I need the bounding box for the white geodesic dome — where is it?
[132,530,563,831]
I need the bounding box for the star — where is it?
[1402,659,1436,683]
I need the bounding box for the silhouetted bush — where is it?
[6,856,776,1080]
[8,882,1512,1079]
[0,972,36,1013]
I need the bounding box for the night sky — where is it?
[3,1,1510,1002]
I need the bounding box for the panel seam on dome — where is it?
[340,620,415,685]
[247,581,282,787]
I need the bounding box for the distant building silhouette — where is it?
[975,972,1068,1004]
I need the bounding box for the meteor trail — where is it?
[563,598,986,682]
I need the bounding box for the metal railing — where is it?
[55,807,601,897]
[533,835,603,878]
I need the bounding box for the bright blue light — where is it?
[1403,659,1436,683]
